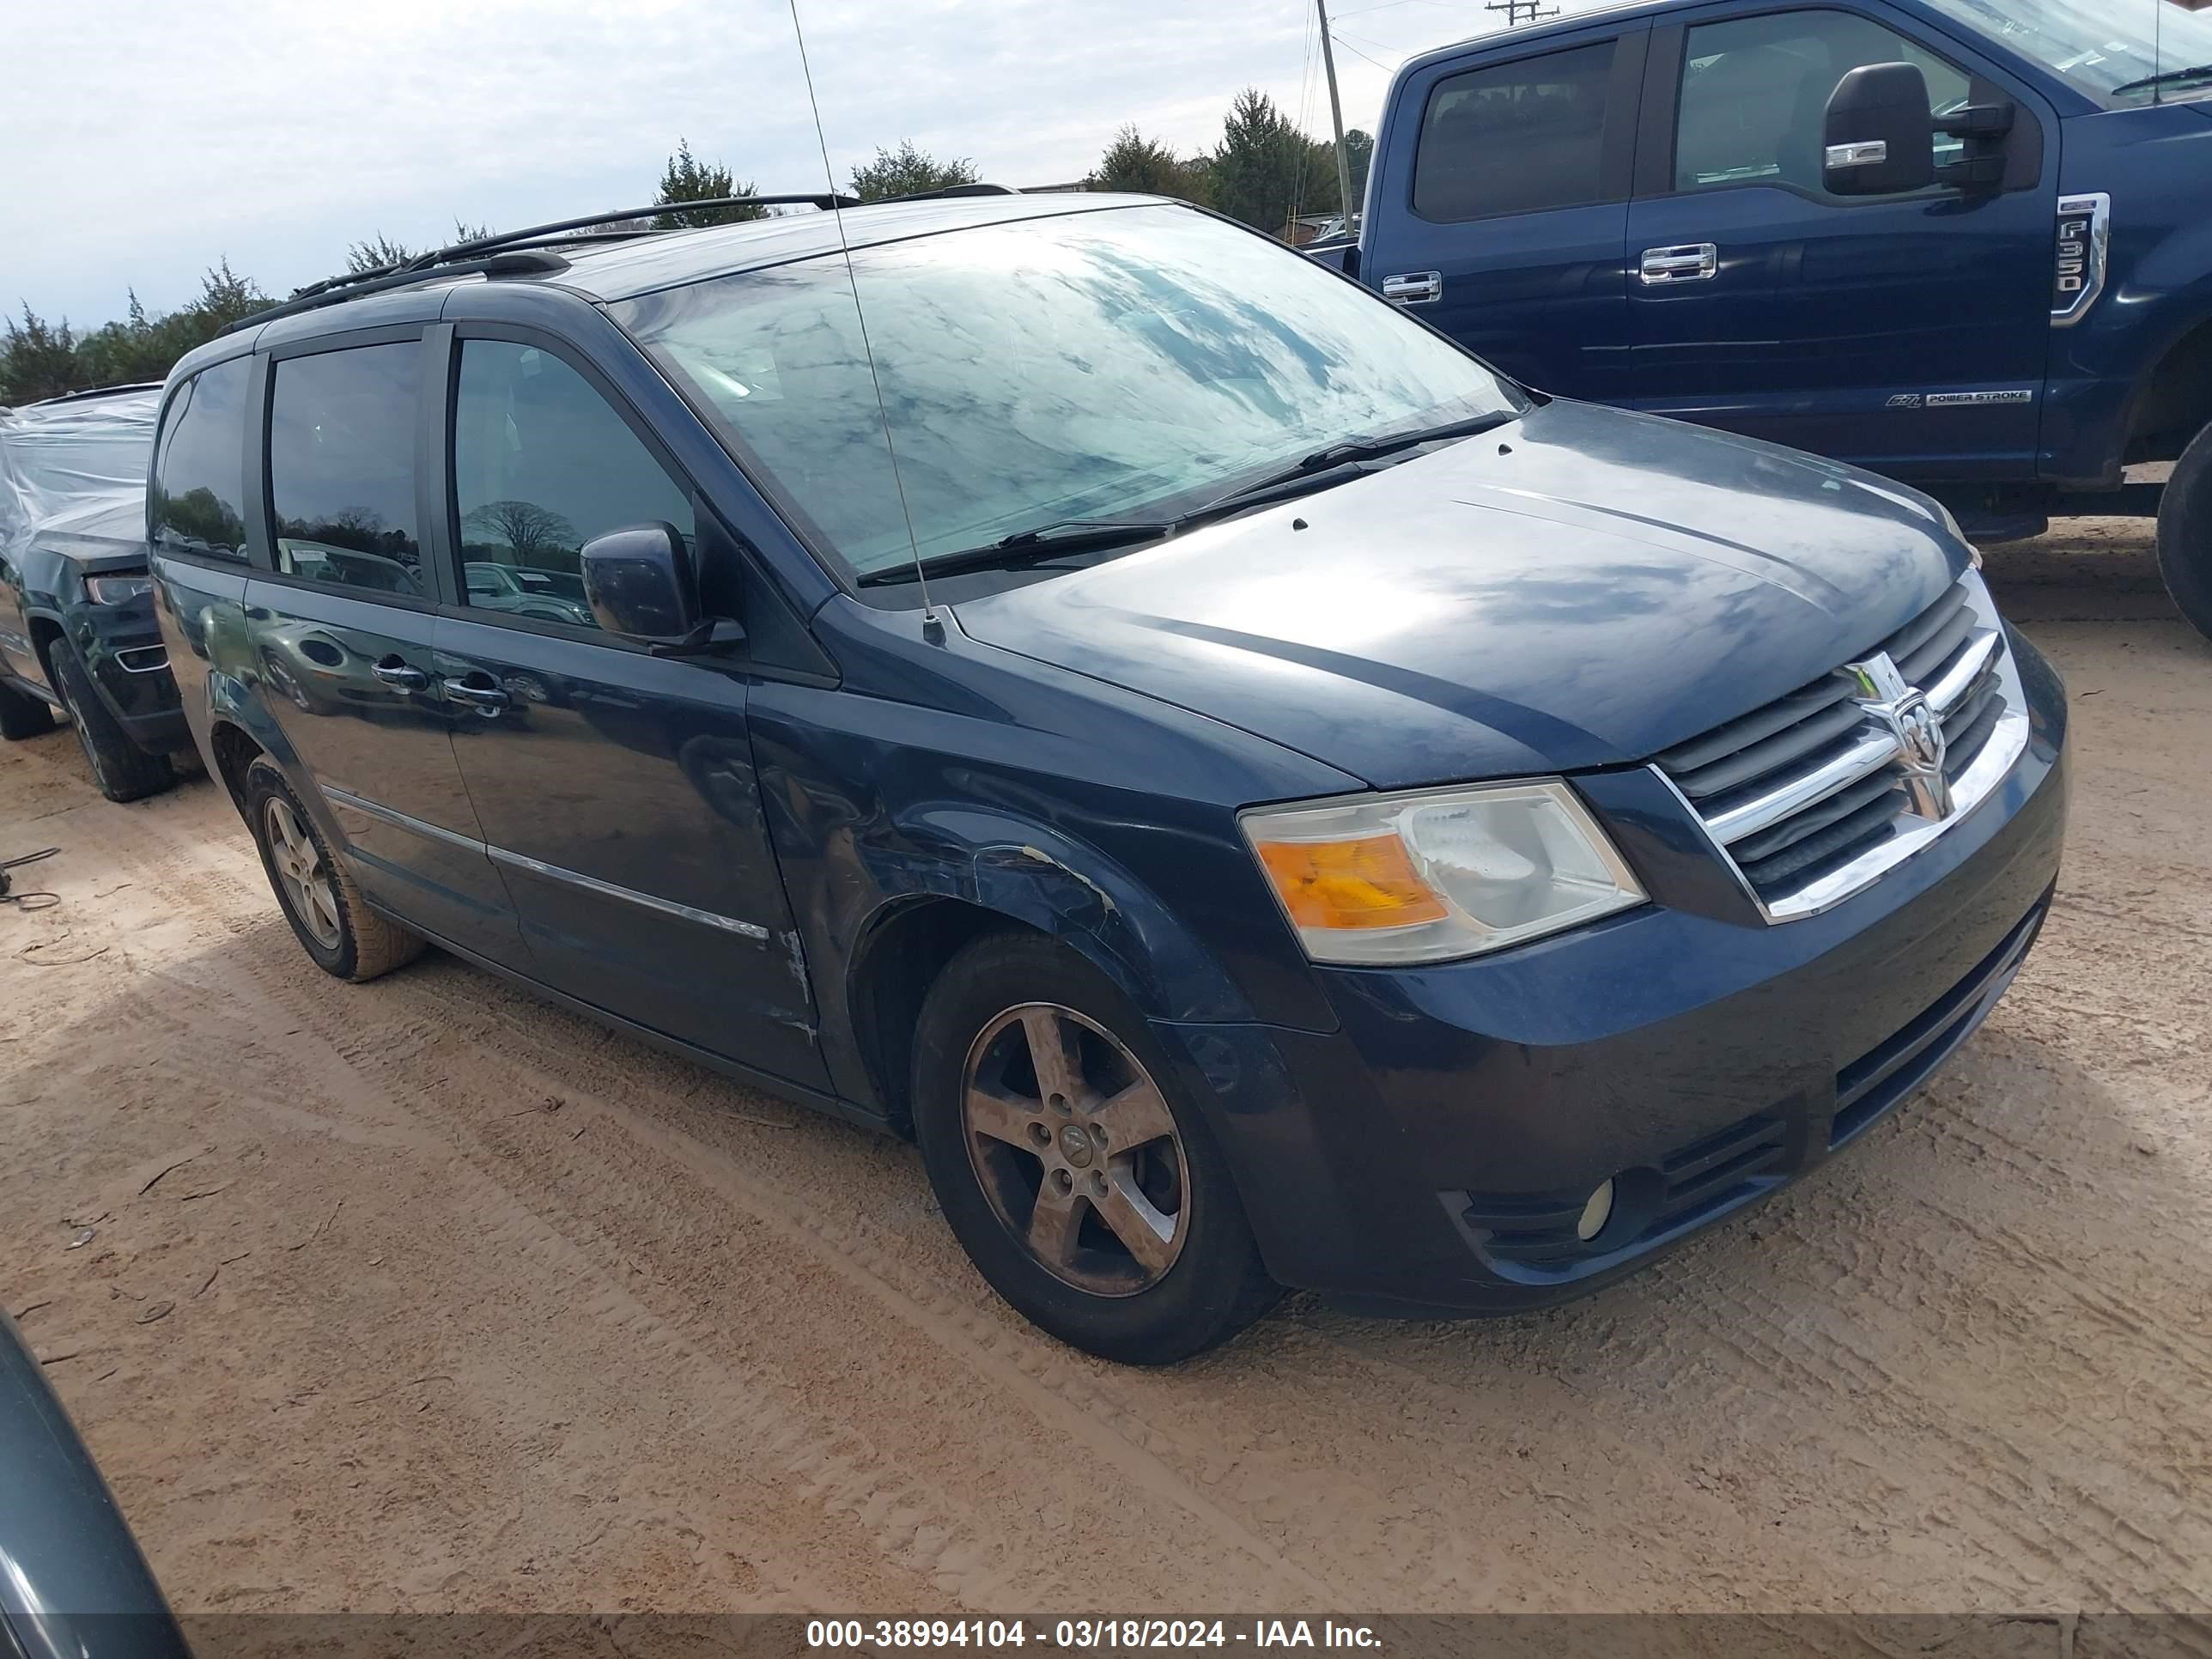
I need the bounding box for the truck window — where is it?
[267,343,426,598]
[151,358,251,562]
[1413,41,1618,223]
[1674,10,1971,196]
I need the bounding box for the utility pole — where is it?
[1485,0,1560,23]
[1314,0,1358,222]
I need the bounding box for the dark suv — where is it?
[151,194,2068,1364]
[0,385,189,800]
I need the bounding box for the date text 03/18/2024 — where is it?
[805,1620,1383,1649]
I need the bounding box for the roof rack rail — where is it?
[24,381,167,407]
[222,192,861,337]
[882,183,1019,204]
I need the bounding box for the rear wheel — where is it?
[0,678,55,741]
[911,931,1279,1365]
[243,759,425,981]
[49,641,173,802]
[2157,422,2212,643]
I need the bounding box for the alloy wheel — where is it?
[960,1003,1190,1297]
[265,797,342,950]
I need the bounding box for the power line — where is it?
[1327,31,1396,71]
[1485,0,1559,23]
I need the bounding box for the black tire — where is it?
[0,678,55,740]
[2158,422,2212,643]
[911,930,1281,1365]
[243,758,426,982]
[48,641,173,802]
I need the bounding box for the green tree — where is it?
[1,307,84,404]
[1210,88,1314,237]
[1090,126,1212,204]
[344,220,500,274]
[1302,129,1375,217]
[345,233,416,274]
[848,140,978,204]
[191,258,270,332]
[73,292,175,388]
[653,138,764,229]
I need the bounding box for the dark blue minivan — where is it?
[149,194,2067,1363]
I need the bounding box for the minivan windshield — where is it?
[1926,0,2212,106]
[616,204,1522,581]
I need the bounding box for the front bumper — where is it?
[73,602,187,754]
[1162,632,2069,1316]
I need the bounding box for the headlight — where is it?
[84,573,154,605]
[1240,780,1645,965]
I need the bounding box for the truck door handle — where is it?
[1381,270,1443,305]
[1639,244,1719,285]
[370,658,428,690]
[442,676,510,711]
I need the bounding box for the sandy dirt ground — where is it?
[2,518,2209,1620]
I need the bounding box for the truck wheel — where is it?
[243,758,426,981]
[48,642,174,802]
[2158,423,2212,643]
[0,679,55,740]
[910,930,1280,1365]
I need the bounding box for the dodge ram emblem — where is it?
[1849,652,1953,820]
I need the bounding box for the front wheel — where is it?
[911,931,1280,1365]
[2157,422,2212,643]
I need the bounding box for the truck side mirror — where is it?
[1824,62,1936,197]
[579,522,699,643]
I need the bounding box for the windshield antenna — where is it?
[787,0,939,628]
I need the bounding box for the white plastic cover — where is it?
[0,386,162,562]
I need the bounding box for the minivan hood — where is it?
[953,401,1968,791]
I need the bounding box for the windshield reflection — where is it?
[616,205,1520,577]
[1927,0,2212,105]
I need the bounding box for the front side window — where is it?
[267,342,424,597]
[1414,42,1618,222]
[1675,10,1973,196]
[451,341,694,631]
[1925,0,2212,107]
[617,204,1520,581]
[152,357,251,561]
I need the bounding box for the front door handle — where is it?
[1639,243,1719,285]
[1380,270,1443,305]
[371,658,428,690]
[442,676,510,711]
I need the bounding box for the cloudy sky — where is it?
[3,0,1610,327]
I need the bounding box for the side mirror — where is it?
[1824,62,1936,197]
[579,522,698,642]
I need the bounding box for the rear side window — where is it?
[1674,10,1972,196]
[451,340,694,632]
[267,342,425,597]
[1413,41,1617,222]
[152,357,251,561]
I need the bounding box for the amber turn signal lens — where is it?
[1255,834,1449,932]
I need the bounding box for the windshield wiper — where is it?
[854,518,1175,586]
[1178,410,1519,524]
[854,413,1516,589]
[2110,62,2212,97]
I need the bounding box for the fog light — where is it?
[1575,1179,1615,1243]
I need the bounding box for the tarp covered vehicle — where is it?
[0,385,186,800]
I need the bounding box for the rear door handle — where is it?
[1639,244,1719,285]
[370,658,428,690]
[442,677,510,711]
[1380,270,1443,305]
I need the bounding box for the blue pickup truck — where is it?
[1316,0,2212,638]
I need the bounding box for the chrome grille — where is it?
[1656,572,2028,921]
